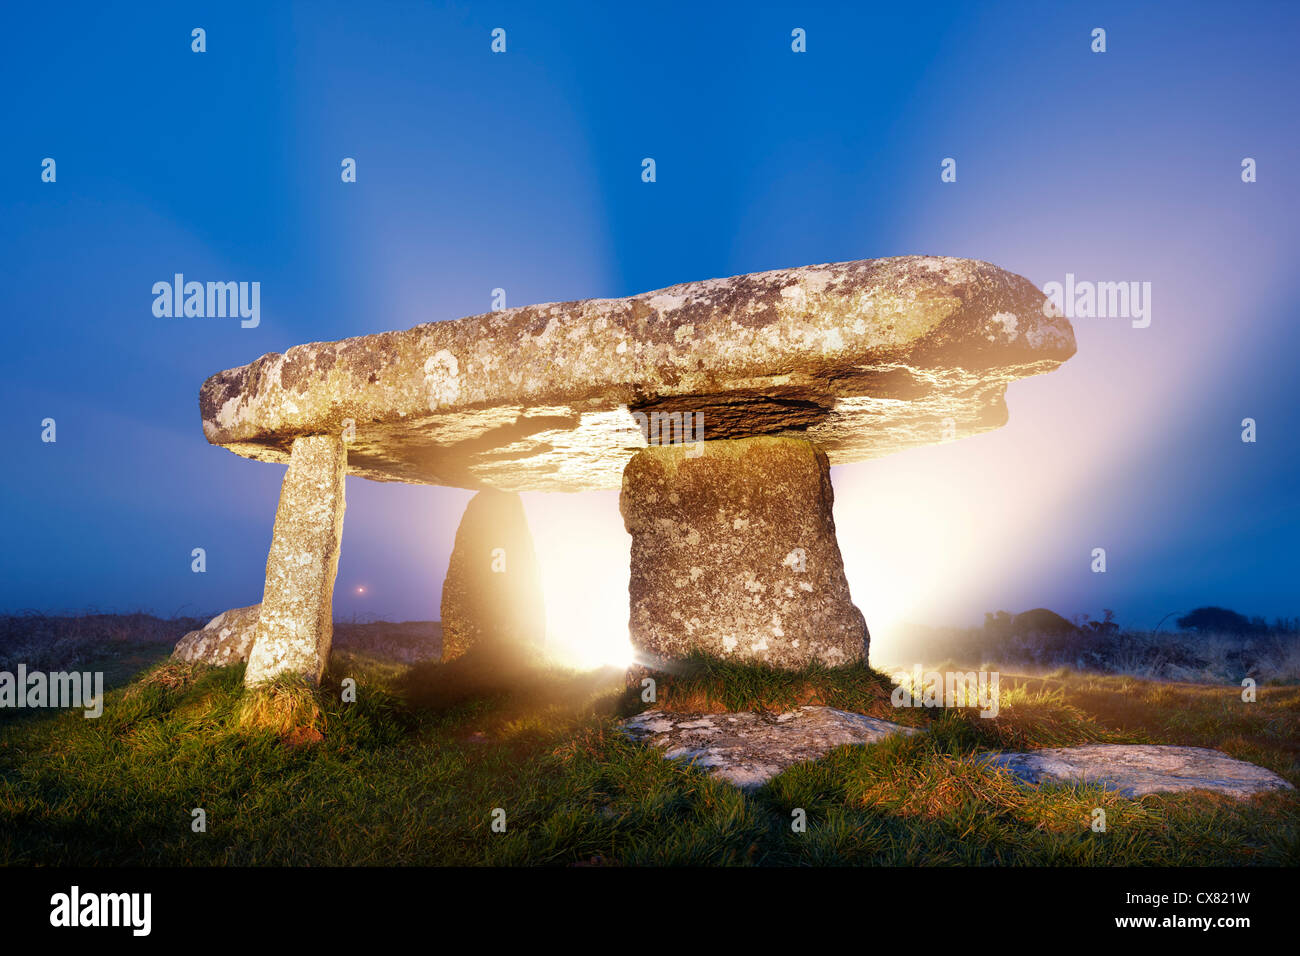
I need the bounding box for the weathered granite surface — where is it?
[622,436,867,667]
[440,490,546,660]
[621,706,921,790]
[244,435,347,685]
[987,744,1295,799]
[200,256,1075,492]
[173,605,261,666]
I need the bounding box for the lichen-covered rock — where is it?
[621,707,921,790]
[622,436,868,668]
[173,605,261,666]
[987,744,1295,799]
[244,435,347,686]
[440,490,545,661]
[199,256,1075,492]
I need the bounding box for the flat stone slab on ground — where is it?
[200,256,1074,492]
[621,706,921,790]
[987,744,1295,799]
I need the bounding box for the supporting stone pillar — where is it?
[440,490,545,661]
[244,434,347,686]
[620,435,868,669]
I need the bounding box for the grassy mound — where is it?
[0,646,1296,865]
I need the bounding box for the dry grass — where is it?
[235,677,326,739]
[127,660,208,695]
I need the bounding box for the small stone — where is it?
[172,605,260,666]
[245,434,347,686]
[621,706,920,790]
[986,744,1295,799]
[622,436,868,668]
[440,490,545,660]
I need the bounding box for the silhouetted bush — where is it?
[1176,606,1262,635]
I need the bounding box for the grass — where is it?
[0,646,1297,866]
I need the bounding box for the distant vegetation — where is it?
[0,612,201,685]
[889,607,1300,683]
[1176,606,1283,635]
[5,605,1298,689]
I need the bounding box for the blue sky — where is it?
[1,1,1296,647]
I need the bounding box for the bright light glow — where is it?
[521,490,636,670]
[834,453,993,664]
[516,393,1130,671]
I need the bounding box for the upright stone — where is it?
[621,436,868,669]
[440,490,546,661]
[244,434,347,686]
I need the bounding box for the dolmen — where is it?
[197,256,1075,685]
